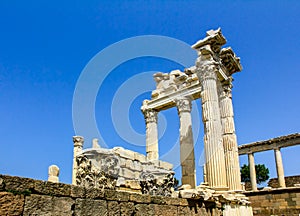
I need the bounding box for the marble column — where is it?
[248,153,257,191]
[143,109,159,160]
[176,97,196,188]
[72,136,84,185]
[196,57,228,190]
[274,148,286,188]
[218,81,242,191]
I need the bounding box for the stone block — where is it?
[1,174,35,192]
[159,160,173,170]
[125,159,133,169]
[178,203,213,216]
[0,177,4,191]
[108,201,120,216]
[34,181,71,197]
[120,202,134,216]
[125,180,141,190]
[134,204,155,216]
[151,195,167,204]
[113,147,135,160]
[0,192,24,216]
[23,194,74,216]
[129,193,151,203]
[122,168,135,179]
[134,152,147,162]
[132,161,142,171]
[85,187,105,199]
[153,204,177,216]
[119,158,127,167]
[70,185,85,198]
[164,197,182,206]
[105,189,129,202]
[151,160,160,168]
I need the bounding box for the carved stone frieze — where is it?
[76,155,117,190]
[139,172,175,197]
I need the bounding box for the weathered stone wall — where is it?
[0,174,222,216]
[244,187,300,216]
[268,175,300,188]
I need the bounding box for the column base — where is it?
[210,186,229,191]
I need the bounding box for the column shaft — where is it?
[248,153,257,191]
[198,66,228,190]
[274,148,286,188]
[143,109,159,160]
[176,98,196,188]
[218,83,241,191]
[72,136,84,185]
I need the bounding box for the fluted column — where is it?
[248,153,257,191]
[72,136,84,185]
[176,97,196,188]
[274,148,286,188]
[218,81,241,191]
[196,59,228,190]
[143,109,159,160]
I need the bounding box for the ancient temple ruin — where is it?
[71,28,253,215]
[141,28,242,191]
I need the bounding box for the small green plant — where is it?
[240,164,270,184]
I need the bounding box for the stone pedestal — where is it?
[142,108,159,161]
[219,82,241,191]
[274,148,286,188]
[72,136,84,185]
[176,97,196,188]
[48,165,59,183]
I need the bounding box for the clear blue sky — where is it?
[0,1,299,185]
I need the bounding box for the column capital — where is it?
[219,79,233,99]
[73,136,84,147]
[175,97,192,113]
[142,109,158,124]
[195,52,220,82]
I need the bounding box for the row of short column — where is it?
[247,148,286,191]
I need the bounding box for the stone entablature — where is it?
[238,133,300,154]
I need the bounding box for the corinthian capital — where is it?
[175,97,192,113]
[73,136,84,147]
[143,109,158,124]
[196,62,219,82]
